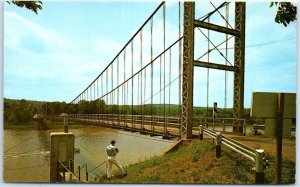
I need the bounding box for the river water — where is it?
[3,124,176,182]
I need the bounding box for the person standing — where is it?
[106,140,127,180]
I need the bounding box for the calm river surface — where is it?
[3,124,176,182]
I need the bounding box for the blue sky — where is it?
[3,1,297,108]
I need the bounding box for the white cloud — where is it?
[4,11,73,51]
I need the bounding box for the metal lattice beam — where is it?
[182,2,246,136]
[233,2,246,133]
[181,2,194,140]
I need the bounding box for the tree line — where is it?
[4,98,252,126]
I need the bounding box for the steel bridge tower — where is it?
[181,2,246,139]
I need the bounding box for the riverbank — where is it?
[101,140,295,184]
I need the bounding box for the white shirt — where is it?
[106,144,117,159]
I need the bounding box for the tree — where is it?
[7,1,43,14]
[270,2,297,27]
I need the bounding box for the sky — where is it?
[3,1,298,108]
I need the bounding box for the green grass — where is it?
[98,140,295,184]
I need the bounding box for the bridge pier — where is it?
[50,132,75,182]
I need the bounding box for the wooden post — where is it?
[222,119,225,132]
[275,93,284,184]
[255,149,264,184]
[63,170,65,182]
[78,165,81,181]
[86,165,89,181]
[199,125,203,140]
[215,132,222,158]
[56,161,59,182]
[213,102,217,131]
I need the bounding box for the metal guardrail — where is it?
[57,160,80,182]
[70,159,97,182]
[199,125,265,184]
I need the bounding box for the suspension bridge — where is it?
[53,2,249,181]
[67,1,246,140]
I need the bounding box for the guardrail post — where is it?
[78,165,81,181]
[255,149,264,184]
[199,125,203,140]
[222,119,225,131]
[63,170,65,182]
[215,132,222,158]
[243,119,246,135]
[56,161,59,181]
[86,165,89,181]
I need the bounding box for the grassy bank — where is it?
[100,140,295,184]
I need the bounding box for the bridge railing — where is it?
[193,117,247,135]
[199,125,265,184]
[67,114,249,136]
[68,113,181,137]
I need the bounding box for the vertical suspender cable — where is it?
[111,62,114,125]
[224,3,229,110]
[131,40,134,129]
[143,55,147,131]
[97,79,99,114]
[117,57,120,125]
[163,2,166,134]
[106,70,108,124]
[206,17,210,117]
[160,56,162,109]
[168,48,171,136]
[94,83,95,116]
[169,49,171,118]
[101,75,103,122]
[87,88,89,114]
[90,86,92,120]
[140,29,143,130]
[93,83,95,117]
[124,48,127,127]
[178,1,182,128]
[150,17,154,134]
